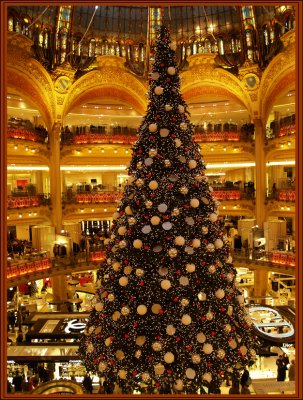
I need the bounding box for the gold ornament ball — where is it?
[192,354,201,364]
[133,239,143,249]
[95,302,104,312]
[164,104,172,111]
[174,236,185,246]
[135,350,142,358]
[180,276,189,286]
[116,350,125,360]
[119,240,127,249]
[186,368,196,380]
[188,159,197,169]
[215,289,225,299]
[149,123,158,132]
[87,343,94,353]
[174,379,184,391]
[136,268,144,276]
[137,162,143,170]
[137,304,147,315]
[118,226,127,235]
[203,343,213,354]
[202,373,212,383]
[180,122,187,130]
[98,361,107,372]
[209,212,218,222]
[136,178,144,187]
[105,337,112,346]
[141,372,150,383]
[186,263,196,273]
[128,217,137,225]
[164,352,175,363]
[121,306,130,316]
[171,207,180,216]
[151,215,160,225]
[168,248,178,258]
[206,311,214,320]
[206,243,215,252]
[208,265,216,274]
[161,279,171,290]
[124,266,132,275]
[154,86,164,95]
[108,294,115,301]
[112,311,121,321]
[198,292,207,301]
[145,200,153,208]
[181,298,189,307]
[178,104,185,113]
[192,238,201,248]
[164,159,171,167]
[151,304,162,314]
[118,370,127,379]
[151,72,160,80]
[112,212,120,220]
[239,345,248,355]
[229,339,237,349]
[190,198,199,208]
[149,148,157,157]
[167,66,176,75]
[224,324,232,333]
[149,180,158,190]
[174,138,182,147]
[152,341,163,352]
[201,226,209,234]
[214,238,223,248]
[179,186,188,194]
[195,174,203,182]
[217,349,225,359]
[119,276,128,286]
[136,336,146,346]
[166,324,176,335]
[112,261,121,271]
[125,206,133,215]
[160,128,170,137]
[154,363,165,375]
[181,314,192,325]
[197,332,206,343]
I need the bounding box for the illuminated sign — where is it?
[248,305,295,344]
[64,319,86,334]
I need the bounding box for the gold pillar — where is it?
[51,275,68,311]
[49,122,63,233]
[253,118,266,227]
[34,171,44,193]
[253,269,269,304]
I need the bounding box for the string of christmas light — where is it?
[78,25,257,395]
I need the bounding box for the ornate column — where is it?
[253,118,267,227]
[49,122,63,233]
[253,269,269,304]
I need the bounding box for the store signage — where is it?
[248,305,295,343]
[64,319,86,334]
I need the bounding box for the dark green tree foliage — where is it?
[78,26,256,394]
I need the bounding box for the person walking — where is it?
[229,380,241,394]
[288,359,295,381]
[276,355,287,381]
[82,373,93,394]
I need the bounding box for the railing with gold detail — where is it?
[7,127,48,143]
[7,194,51,209]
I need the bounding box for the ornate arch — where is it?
[259,30,295,122]
[181,54,252,114]
[62,56,147,118]
[7,33,56,130]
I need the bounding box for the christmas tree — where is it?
[78,26,256,394]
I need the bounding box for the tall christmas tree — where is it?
[78,26,256,394]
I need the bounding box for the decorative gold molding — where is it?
[181,54,253,116]
[62,56,147,119]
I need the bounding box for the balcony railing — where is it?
[7,194,51,209]
[62,187,255,205]
[7,248,295,282]
[267,189,295,202]
[7,126,48,144]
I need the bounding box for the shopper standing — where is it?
[276,355,287,381]
[288,359,295,381]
